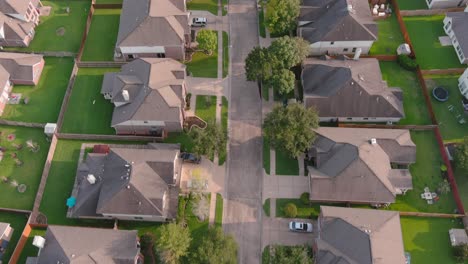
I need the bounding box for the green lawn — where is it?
[396,0,428,10]
[276,198,321,218]
[275,149,299,176]
[369,15,404,55]
[404,15,463,69]
[81,9,121,61]
[425,75,467,141]
[61,68,119,134]
[16,228,46,264]
[259,8,266,38]
[0,126,49,210]
[6,1,89,53]
[219,96,228,165]
[386,131,458,213]
[2,57,74,123]
[223,31,229,78]
[401,217,463,264]
[215,193,223,227]
[379,61,432,125]
[164,132,194,153]
[0,212,28,263]
[95,0,123,3]
[263,137,270,174]
[187,0,218,15]
[195,95,217,123]
[263,198,270,217]
[186,32,218,78]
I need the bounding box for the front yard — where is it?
[0,212,28,263]
[275,149,299,176]
[401,217,463,264]
[186,31,218,78]
[187,0,227,15]
[2,57,74,123]
[379,61,432,125]
[195,95,217,122]
[6,1,90,53]
[263,137,270,175]
[404,15,463,69]
[61,68,119,135]
[0,126,49,210]
[81,9,121,61]
[369,15,405,55]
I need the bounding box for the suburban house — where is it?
[0,52,44,116]
[25,225,142,264]
[315,206,406,264]
[101,58,187,136]
[0,222,13,262]
[297,0,377,56]
[0,0,42,47]
[307,127,416,205]
[443,7,468,64]
[426,0,468,9]
[68,143,181,222]
[459,68,468,99]
[114,0,190,61]
[302,57,405,123]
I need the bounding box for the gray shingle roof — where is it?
[0,52,43,82]
[446,11,468,58]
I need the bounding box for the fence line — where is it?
[93,3,123,9]
[77,61,125,68]
[56,133,164,142]
[399,211,465,218]
[56,62,79,131]
[338,123,436,130]
[0,208,31,214]
[360,55,397,61]
[420,68,466,75]
[390,0,415,58]
[76,0,96,62]
[400,7,465,16]
[0,50,76,57]
[0,120,45,128]
[8,221,32,264]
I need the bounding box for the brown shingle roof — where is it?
[0,52,43,82]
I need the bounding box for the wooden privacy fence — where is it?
[360,55,397,61]
[77,61,125,68]
[399,211,465,218]
[56,62,79,131]
[400,7,465,16]
[8,220,32,264]
[93,3,123,9]
[76,1,95,62]
[338,123,436,130]
[420,68,466,75]
[56,133,164,142]
[390,0,415,58]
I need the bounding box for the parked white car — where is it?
[192,17,207,27]
[289,221,313,233]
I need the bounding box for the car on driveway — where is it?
[180,152,201,164]
[192,17,207,27]
[289,221,313,233]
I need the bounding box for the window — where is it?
[346,117,352,120]
[143,121,148,124]
[352,48,357,52]
[128,54,135,59]
[134,217,143,220]
[343,48,348,52]
[156,53,166,58]
[330,42,334,45]
[363,117,369,120]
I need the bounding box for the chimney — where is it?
[122,90,130,101]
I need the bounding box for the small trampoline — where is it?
[432,86,449,102]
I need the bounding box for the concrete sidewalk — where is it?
[263,175,310,202]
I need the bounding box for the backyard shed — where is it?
[449,228,468,246]
[44,123,57,137]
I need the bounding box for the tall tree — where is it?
[192,227,238,264]
[268,69,296,95]
[268,36,310,70]
[156,223,192,264]
[245,46,274,82]
[196,29,217,55]
[455,136,468,170]
[190,122,227,159]
[263,103,319,158]
[265,0,300,36]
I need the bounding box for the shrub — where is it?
[397,54,418,71]
[453,244,468,262]
[284,203,297,217]
[300,192,310,205]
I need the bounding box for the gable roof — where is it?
[30,225,139,264]
[0,222,9,238]
[101,58,186,126]
[446,11,468,58]
[302,58,404,119]
[308,127,416,204]
[0,11,35,43]
[298,0,377,43]
[316,206,406,264]
[0,52,43,82]
[71,143,180,219]
[116,0,189,48]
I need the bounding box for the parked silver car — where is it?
[289,221,313,233]
[192,17,207,27]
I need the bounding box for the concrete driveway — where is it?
[262,217,316,248]
[263,175,310,202]
[180,158,225,194]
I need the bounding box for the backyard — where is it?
[2,57,74,123]
[16,228,46,264]
[61,68,120,135]
[81,9,121,61]
[401,217,463,264]
[369,15,405,55]
[404,15,463,69]
[425,75,467,141]
[396,0,427,10]
[6,1,90,53]
[0,212,28,263]
[0,125,49,210]
[379,61,432,125]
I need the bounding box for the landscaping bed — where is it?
[0,126,49,210]
[2,57,74,123]
[0,212,28,263]
[61,68,119,135]
[369,15,405,55]
[195,95,217,123]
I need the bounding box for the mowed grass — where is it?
[2,57,74,123]
[61,68,119,135]
[263,137,270,174]
[0,126,49,210]
[401,217,463,264]
[404,15,463,69]
[195,95,217,123]
[81,9,121,61]
[396,0,427,10]
[187,0,218,15]
[215,193,223,227]
[16,228,46,264]
[0,212,28,263]
[379,61,432,125]
[223,31,229,78]
[259,8,266,38]
[219,96,228,165]
[275,149,299,176]
[164,132,195,153]
[370,15,404,55]
[186,31,218,78]
[6,1,89,53]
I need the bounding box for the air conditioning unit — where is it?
[33,236,45,248]
[370,138,377,145]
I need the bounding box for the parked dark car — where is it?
[180,152,201,164]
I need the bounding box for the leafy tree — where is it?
[265,0,300,36]
[245,46,275,82]
[190,122,227,159]
[453,244,468,262]
[270,245,313,264]
[284,203,297,217]
[156,223,192,264]
[192,227,238,264]
[263,103,319,158]
[455,136,468,170]
[268,36,310,70]
[268,69,296,95]
[197,29,217,55]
